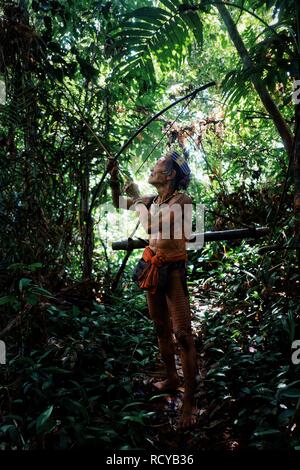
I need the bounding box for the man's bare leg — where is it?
[177,334,197,428]
[166,270,198,428]
[147,291,180,392]
[154,335,180,392]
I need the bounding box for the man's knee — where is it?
[154,322,171,339]
[174,331,193,350]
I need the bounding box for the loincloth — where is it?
[132,246,188,294]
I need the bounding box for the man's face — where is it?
[148,157,170,186]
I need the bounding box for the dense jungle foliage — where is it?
[0,0,300,452]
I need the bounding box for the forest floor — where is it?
[1,262,300,451]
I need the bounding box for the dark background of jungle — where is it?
[1,0,300,451]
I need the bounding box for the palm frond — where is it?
[0,80,37,129]
[109,3,204,86]
[222,67,254,106]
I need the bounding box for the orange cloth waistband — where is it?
[138,246,187,294]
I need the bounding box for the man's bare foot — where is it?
[153,376,180,393]
[178,394,197,429]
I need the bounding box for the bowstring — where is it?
[185,134,254,230]
[132,93,197,177]
[124,94,198,240]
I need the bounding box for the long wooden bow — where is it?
[88,81,216,216]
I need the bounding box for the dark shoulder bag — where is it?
[132,196,155,286]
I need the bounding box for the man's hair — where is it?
[164,156,191,190]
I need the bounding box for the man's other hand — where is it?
[124,181,141,199]
[107,159,118,177]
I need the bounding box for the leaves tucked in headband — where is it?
[169,151,191,176]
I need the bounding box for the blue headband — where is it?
[169,151,191,176]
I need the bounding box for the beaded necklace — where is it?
[153,190,178,207]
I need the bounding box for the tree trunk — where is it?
[80,153,93,279]
[216,3,294,157]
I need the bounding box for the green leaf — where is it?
[19,278,32,291]
[121,402,145,411]
[31,286,53,298]
[119,29,155,38]
[253,429,281,437]
[36,405,53,434]
[277,380,300,399]
[122,414,147,424]
[119,21,156,31]
[27,262,43,271]
[149,393,170,401]
[279,388,300,398]
[76,56,98,80]
[7,263,24,270]
[41,367,71,374]
[61,398,88,418]
[0,424,16,434]
[124,7,170,25]
[181,10,203,47]
[0,295,13,305]
[159,0,179,13]
[26,293,38,306]
[0,424,19,443]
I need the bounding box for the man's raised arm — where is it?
[108,160,141,210]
